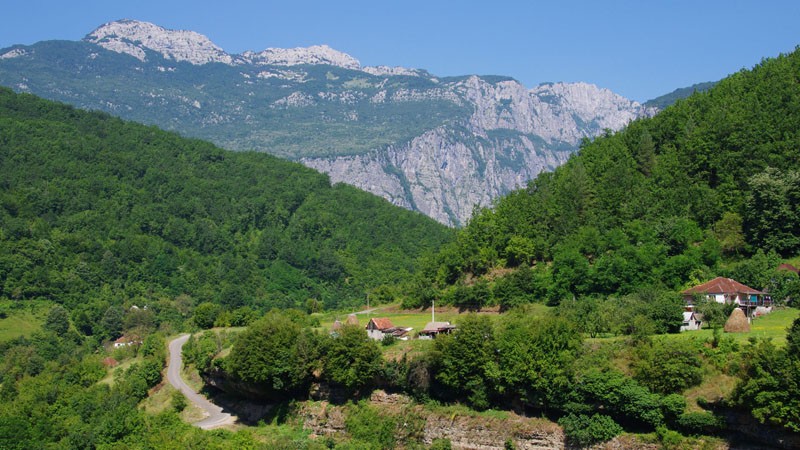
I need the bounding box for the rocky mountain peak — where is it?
[242,44,360,69]
[83,19,233,64]
[81,20,406,73]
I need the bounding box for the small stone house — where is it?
[366,318,412,341]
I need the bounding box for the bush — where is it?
[678,412,723,435]
[344,401,396,449]
[661,394,687,424]
[656,426,684,449]
[172,390,187,412]
[633,339,703,394]
[577,369,665,428]
[429,438,452,450]
[558,413,623,447]
[381,334,398,347]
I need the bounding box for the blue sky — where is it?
[1,0,798,101]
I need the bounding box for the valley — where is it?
[1,18,800,450]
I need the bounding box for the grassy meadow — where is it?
[0,300,51,342]
[666,307,800,347]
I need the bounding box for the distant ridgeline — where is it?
[0,20,652,225]
[0,88,452,326]
[408,47,800,309]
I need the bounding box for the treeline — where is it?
[201,310,800,446]
[0,87,453,334]
[405,47,800,309]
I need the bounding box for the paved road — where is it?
[167,334,236,429]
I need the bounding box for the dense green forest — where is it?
[405,47,800,312]
[0,86,452,335]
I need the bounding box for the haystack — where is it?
[724,308,750,333]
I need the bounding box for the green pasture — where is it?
[0,300,50,342]
[666,307,799,347]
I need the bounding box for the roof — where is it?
[114,335,138,344]
[682,311,702,321]
[421,321,456,333]
[419,322,457,336]
[367,318,395,330]
[778,263,800,274]
[387,327,413,337]
[681,277,763,296]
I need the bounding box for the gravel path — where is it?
[167,334,236,429]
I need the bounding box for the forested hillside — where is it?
[0,87,452,333]
[408,47,800,309]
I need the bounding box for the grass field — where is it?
[315,302,555,358]
[0,300,51,342]
[316,302,553,334]
[665,307,799,347]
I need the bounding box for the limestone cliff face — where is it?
[303,125,570,226]
[304,78,652,226]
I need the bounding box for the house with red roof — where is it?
[366,317,413,341]
[113,334,142,348]
[681,276,770,318]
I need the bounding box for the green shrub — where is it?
[344,401,396,449]
[632,339,703,394]
[656,426,684,449]
[381,334,398,346]
[678,412,723,435]
[661,393,687,424]
[558,413,623,447]
[429,438,452,450]
[172,390,187,412]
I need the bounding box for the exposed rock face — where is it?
[422,414,565,450]
[303,125,571,225]
[296,390,664,450]
[241,45,361,69]
[304,78,651,225]
[85,19,234,64]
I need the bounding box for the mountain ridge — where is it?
[80,19,406,74]
[0,19,655,225]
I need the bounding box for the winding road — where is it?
[167,334,236,429]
